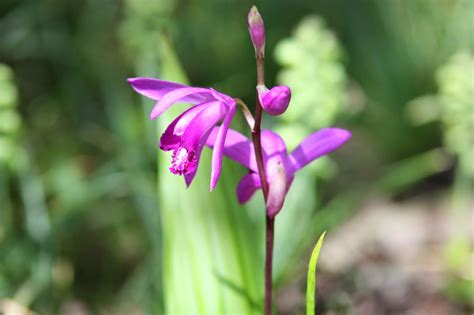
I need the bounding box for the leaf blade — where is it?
[306,231,326,315]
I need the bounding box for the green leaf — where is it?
[306,231,326,315]
[156,33,262,314]
[377,148,451,196]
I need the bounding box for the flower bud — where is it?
[248,6,265,56]
[257,85,291,116]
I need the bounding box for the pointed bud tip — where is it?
[248,6,262,23]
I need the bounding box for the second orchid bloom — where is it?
[207,127,351,217]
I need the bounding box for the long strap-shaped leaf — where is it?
[157,33,262,314]
[306,231,326,315]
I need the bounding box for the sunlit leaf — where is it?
[156,32,262,314]
[306,231,326,315]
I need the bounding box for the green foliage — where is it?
[274,16,346,131]
[403,50,474,308]
[0,1,164,313]
[377,149,450,195]
[155,34,262,314]
[267,15,350,285]
[306,231,326,315]
[443,238,474,306]
[436,52,474,178]
[0,0,472,313]
[0,65,18,109]
[404,51,474,193]
[0,64,19,165]
[0,65,52,309]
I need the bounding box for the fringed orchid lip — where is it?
[128,77,236,190]
[206,127,351,217]
[170,147,196,176]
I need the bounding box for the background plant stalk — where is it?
[251,50,274,315]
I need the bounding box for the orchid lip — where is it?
[169,147,197,175]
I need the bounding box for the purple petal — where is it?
[159,102,208,150]
[206,128,257,172]
[184,172,195,187]
[150,87,215,119]
[183,144,205,188]
[127,78,188,101]
[288,128,351,173]
[168,101,225,187]
[209,89,235,106]
[210,103,236,191]
[237,172,261,203]
[260,130,293,177]
[181,101,226,149]
[261,130,288,158]
[266,159,289,218]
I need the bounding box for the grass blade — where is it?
[306,231,326,315]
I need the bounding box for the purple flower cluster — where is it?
[128,77,350,217]
[127,7,351,217]
[206,128,350,217]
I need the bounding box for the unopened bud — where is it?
[248,6,265,56]
[257,85,291,116]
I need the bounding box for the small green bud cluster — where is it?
[0,64,20,166]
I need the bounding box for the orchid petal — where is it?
[127,78,188,101]
[288,128,351,173]
[260,130,293,178]
[180,104,225,187]
[181,101,226,149]
[209,89,235,106]
[236,172,261,204]
[210,103,236,191]
[183,144,205,188]
[159,102,208,150]
[206,128,257,172]
[150,87,215,119]
[261,130,288,158]
[184,172,196,187]
[266,160,288,218]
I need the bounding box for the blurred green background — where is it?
[0,0,473,314]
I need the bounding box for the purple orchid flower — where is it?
[206,127,351,217]
[128,77,236,190]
